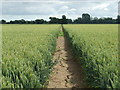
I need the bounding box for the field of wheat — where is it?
[1,24,119,88]
[2,24,60,88]
[64,24,119,88]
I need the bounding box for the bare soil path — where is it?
[47,28,87,88]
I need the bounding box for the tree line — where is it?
[1,13,120,24]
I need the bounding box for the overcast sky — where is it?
[0,0,119,21]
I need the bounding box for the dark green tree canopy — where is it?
[0,13,119,24]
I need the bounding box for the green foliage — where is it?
[64,24,119,88]
[59,30,64,36]
[2,24,59,88]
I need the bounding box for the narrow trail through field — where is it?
[47,27,87,88]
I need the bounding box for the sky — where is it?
[0,0,119,21]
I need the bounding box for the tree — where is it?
[0,13,118,24]
[61,15,67,24]
[91,17,99,24]
[82,13,91,24]
[117,15,120,24]
[14,20,21,24]
[20,19,26,24]
[49,17,59,24]
[10,20,15,24]
[103,18,114,24]
[0,19,6,24]
[35,19,45,24]
[73,17,82,24]
[67,19,72,24]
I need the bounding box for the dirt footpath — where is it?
[47,32,87,88]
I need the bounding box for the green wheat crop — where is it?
[2,24,60,88]
[64,24,119,88]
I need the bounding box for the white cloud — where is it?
[58,6,69,13]
[68,9,77,14]
[1,0,119,20]
[25,4,56,15]
[92,3,110,10]
[104,8,108,11]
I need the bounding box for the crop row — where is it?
[2,25,60,88]
[64,24,119,88]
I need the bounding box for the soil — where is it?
[47,28,87,88]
